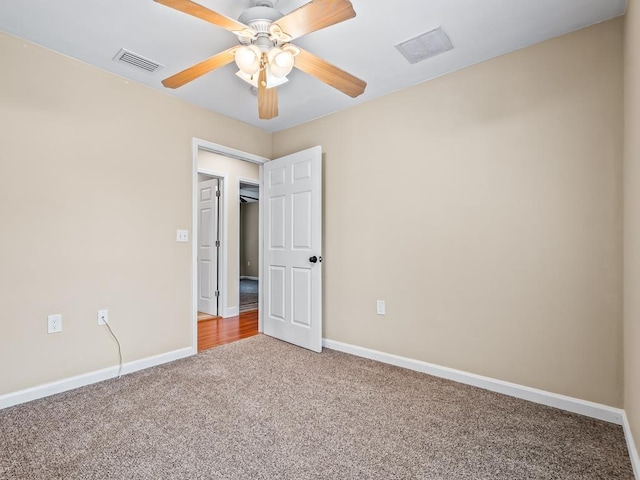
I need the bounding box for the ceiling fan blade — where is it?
[273,0,355,41]
[154,0,247,32]
[294,47,366,98]
[258,66,279,119]
[162,47,237,88]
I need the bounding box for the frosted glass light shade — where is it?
[234,45,261,75]
[267,48,294,78]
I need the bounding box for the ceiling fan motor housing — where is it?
[238,5,284,47]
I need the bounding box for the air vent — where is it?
[113,48,163,74]
[395,27,453,64]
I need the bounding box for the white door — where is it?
[264,146,322,352]
[198,178,220,315]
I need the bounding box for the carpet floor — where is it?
[0,335,634,479]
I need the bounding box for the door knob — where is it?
[309,256,318,263]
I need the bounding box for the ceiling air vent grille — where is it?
[113,48,163,74]
[396,27,453,64]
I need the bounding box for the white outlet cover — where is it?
[97,309,108,325]
[47,314,62,334]
[376,300,386,315]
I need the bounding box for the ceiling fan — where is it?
[155,0,367,120]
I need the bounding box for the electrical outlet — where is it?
[97,309,108,325]
[247,261,251,266]
[376,300,386,315]
[47,314,62,334]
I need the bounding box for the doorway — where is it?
[192,140,324,354]
[192,139,267,351]
[239,181,260,314]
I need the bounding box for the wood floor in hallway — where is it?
[197,310,259,352]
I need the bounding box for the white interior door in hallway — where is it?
[263,146,323,352]
[198,177,220,316]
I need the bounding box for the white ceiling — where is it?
[0,0,627,133]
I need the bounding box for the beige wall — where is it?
[240,202,260,278]
[0,17,630,415]
[0,32,271,395]
[198,152,259,315]
[624,0,640,460]
[273,20,624,406]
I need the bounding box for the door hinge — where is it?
[215,240,220,247]
[214,290,220,297]
[216,190,221,197]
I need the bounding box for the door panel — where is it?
[292,267,311,326]
[269,166,286,187]
[269,266,286,321]
[263,146,322,352]
[200,260,211,301]
[292,192,312,249]
[269,196,286,249]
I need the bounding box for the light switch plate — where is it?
[376,300,386,315]
[176,229,189,242]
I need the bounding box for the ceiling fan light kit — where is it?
[235,45,262,75]
[267,46,297,78]
[155,0,367,120]
[235,67,289,89]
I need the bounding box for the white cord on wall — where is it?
[103,319,123,379]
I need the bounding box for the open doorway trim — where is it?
[191,138,268,351]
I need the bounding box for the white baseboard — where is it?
[0,346,196,410]
[240,276,258,281]
[223,306,239,318]
[322,339,624,425]
[623,411,640,479]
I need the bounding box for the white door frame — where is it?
[191,138,268,350]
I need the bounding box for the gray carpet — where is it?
[239,278,258,312]
[0,335,634,479]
